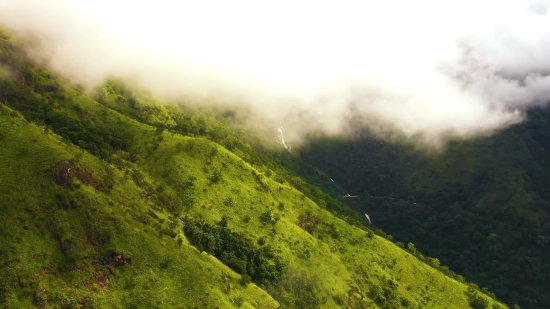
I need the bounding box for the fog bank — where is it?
[2,0,550,147]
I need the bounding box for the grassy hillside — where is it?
[0,27,506,308]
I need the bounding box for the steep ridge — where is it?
[0,27,506,308]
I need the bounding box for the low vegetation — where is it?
[0,27,508,308]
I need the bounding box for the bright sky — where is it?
[65,0,486,91]
[1,0,550,147]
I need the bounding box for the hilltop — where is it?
[0,27,506,308]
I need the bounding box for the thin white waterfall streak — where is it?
[277,124,291,152]
[364,212,371,225]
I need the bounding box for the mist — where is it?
[1,0,550,148]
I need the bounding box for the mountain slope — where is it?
[299,116,550,309]
[0,27,506,308]
[0,104,278,308]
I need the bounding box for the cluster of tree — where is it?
[0,77,134,161]
[266,269,322,309]
[298,108,550,309]
[182,217,285,286]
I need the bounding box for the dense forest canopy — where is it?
[298,107,550,309]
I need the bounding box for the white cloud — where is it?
[1,0,549,147]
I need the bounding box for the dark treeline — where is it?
[183,217,285,286]
[0,56,134,161]
[297,107,550,309]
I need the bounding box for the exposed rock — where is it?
[55,163,71,185]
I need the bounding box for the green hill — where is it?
[0,27,506,308]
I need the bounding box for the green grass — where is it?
[0,96,507,308]
[0,105,276,309]
[0,27,508,308]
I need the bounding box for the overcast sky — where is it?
[1,0,550,147]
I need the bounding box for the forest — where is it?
[297,107,550,309]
